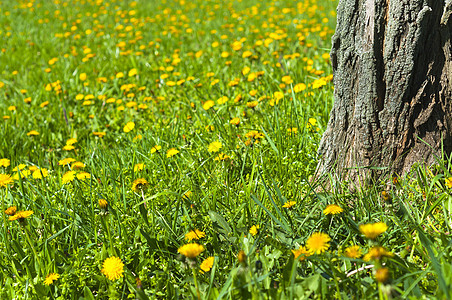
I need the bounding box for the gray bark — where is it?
[317,0,452,183]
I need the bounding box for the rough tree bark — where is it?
[317,0,452,183]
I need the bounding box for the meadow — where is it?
[1,0,452,299]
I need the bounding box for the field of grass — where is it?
[1,0,452,299]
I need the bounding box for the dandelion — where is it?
[445,177,452,188]
[230,118,240,126]
[292,246,310,261]
[237,250,247,263]
[12,170,31,180]
[59,158,76,166]
[323,204,343,215]
[9,210,33,221]
[123,121,135,133]
[282,201,296,208]
[92,131,106,138]
[375,268,390,283]
[5,206,17,216]
[99,199,108,209]
[183,191,192,199]
[359,222,388,239]
[214,153,231,161]
[381,191,391,201]
[134,163,145,172]
[66,138,77,145]
[246,101,258,108]
[101,256,124,280]
[306,232,331,254]
[27,130,39,136]
[32,168,49,179]
[150,145,161,153]
[363,246,394,261]
[0,174,13,188]
[79,73,87,81]
[0,158,10,167]
[294,83,306,93]
[44,273,60,285]
[71,162,85,169]
[62,145,75,151]
[76,172,91,180]
[200,256,214,274]
[62,171,76,184]
[249,225,259,236]
[208,141,222,153]
[128,68,138,76]
[185,229,206,242]
[344,245,362,259]
[202,100,215,110]
[178,243,204,259]
[132,178,148,192]
[166,148,179,158]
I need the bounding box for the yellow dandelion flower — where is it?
[249,225,259,236]
[101,256,124,280]
[185,229,206,242]
[0,174,13,188]
[99,199,108,209]
[5,206,17,216]
[66,138,77,145]
[208,141,222,153]
[282,201,296,208]
[123,121,135,133]
[44,273,60,285]
[323,204,343,215]
[27,130,39,136]
[71,162,85,169]
[166,148,179,158]
[381,191,391,201]
[9,210,33,221]
[93,131,106,138]
[76,172,91,180]
[132,178,148,192]
[445,177,452,188]
[363,246,393,261]
[200,256,214,274]
[62,145,75,151]
[151,145,161,153]
[375,267,390,283]
[178,243,204,259]
[62,171,76,184]
[134,163,145,172]
[32,168,49,179]
[237,250,247,263]
[294,83,306,93]
[359,222,388,239]
[59,158,76,166]
[202,100,215,110]
[230,118,240,126]
[14,164,27,171]
[0,158,10,167]
[79,73,87,81]
[292,245,310,261]
[344,245,362,259]
[12,170,30,180]
[246,101,258,108]
[306,232,331,254]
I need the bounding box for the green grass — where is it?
[1,0,451,299]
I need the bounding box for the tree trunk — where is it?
[317,0,452,184]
